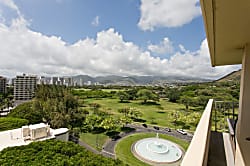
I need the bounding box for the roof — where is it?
[53,128,69,135]
[28,123,48,129]
[0,123,69,151]
[0,128,54,151]
[200,0,250,66]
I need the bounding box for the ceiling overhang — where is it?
[200,0,250,66]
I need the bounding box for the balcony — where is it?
[181,99,237,166]
[197,1,250,165]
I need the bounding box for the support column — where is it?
[235,45,250,165]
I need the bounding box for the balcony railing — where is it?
[213,101,238,132]
[181,99,213,166]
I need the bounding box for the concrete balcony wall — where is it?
[181,99,213,166]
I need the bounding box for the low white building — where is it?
[0,123,69,151]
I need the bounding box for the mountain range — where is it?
[215,69,241,83]
[72,75,212,86]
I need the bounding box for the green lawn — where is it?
[115,133,189,166]
[83,98,202,131]
[80,133,109,151]
[73,88,123,92]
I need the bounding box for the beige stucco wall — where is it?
[55,132,69,142]
[235,45,250,166]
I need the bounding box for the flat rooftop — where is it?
[0,128,54,151]
[0,124,68,151]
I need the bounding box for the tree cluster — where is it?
[0,117,28,131]
[165,82,239,108]
[0,139,125,166]
[0,86,14,110]
[72,89,113,99]
[8,85,84,129]
[116,88,159,104]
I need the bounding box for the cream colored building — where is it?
[181,0,250,166]
[14,74,37,100]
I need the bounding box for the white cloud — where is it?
[0,0,29,28]
[138,0,201,31]
[0,10,6,23]
[0,23,240,79]
[0,0,240,79]
[179,44,186,53]
[91,16,99,27]
[148,37,174,55]
[0,0,20,15]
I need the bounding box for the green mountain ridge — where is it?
[215,69,241,83]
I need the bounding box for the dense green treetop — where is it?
[8,85,83,129]
[136,89,159,103]
[0,140,126,166]
[116,91,129,103]
[72,89,113,99]
[8,101,43,124]
[0,117,28,131]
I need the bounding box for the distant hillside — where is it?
[216,69,241,82]
[72,75,210,86]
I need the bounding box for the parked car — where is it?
[111,135,121,141]
[177,129,187,135]
[164,128,171,132]
[153,126,159,130]
[142,123,148,128]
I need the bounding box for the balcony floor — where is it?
[208,132,234,166]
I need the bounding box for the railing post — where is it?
[214,103,217,131]
[232,102,235,120]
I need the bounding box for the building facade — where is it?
[182,1,250,165]
[14,74,37,100]
[0,76,6,94]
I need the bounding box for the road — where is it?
[74,124,193,159]
[101,124,193,159]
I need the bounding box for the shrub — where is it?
[0,117,29,131]
[0,140,125,166]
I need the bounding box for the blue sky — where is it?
[0,0,240,78]
[16,0,205,52]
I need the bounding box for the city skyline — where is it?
[0,0,240,78]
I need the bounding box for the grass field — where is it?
[80,133,109,151]
[82,98,202,131]
[73,88,123,92]
[115,133,189,166]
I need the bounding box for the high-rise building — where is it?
[14,74,37,100]
[58,77,64,85]
[37,76,45,85]
[51,77,58,85]
[0,76,6,94]
[64,77,73,86]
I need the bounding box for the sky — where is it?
[0,0,240,79]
